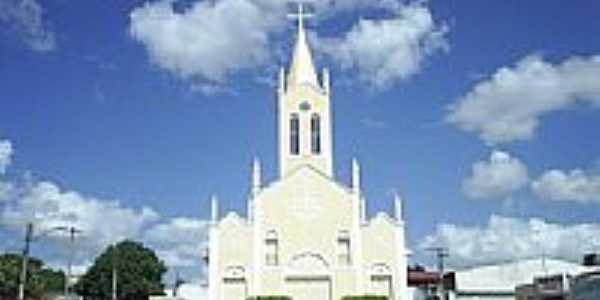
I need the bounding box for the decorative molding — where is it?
[288,252,330,274]
[370,263,392,276]
[223,265,247,280]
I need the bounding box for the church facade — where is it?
[206,10,408,300]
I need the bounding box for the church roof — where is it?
[287,5,318,88]
[257,164,352,201]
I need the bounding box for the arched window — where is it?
[265,230,278,266]
[311,114,321,154]
[290,114,300,155]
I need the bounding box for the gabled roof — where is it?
[365,212,397,227]
[258,164,352,199]
[218,211,247,227]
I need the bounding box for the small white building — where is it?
[151,284,208,300]
[447,258,589,300]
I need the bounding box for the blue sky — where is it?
[1,0,600,282]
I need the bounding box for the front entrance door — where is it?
[371,275,393,299]
[287,277,331,300]
[222,278,247,300]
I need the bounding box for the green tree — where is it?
[39,268,65,293]
[0,253,65,299]
[74,240,167,300]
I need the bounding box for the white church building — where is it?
[206,7,409,300]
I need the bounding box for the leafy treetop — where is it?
[74,240,167,300]
[0,253,65,299]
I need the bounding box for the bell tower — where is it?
[277,4,333,178]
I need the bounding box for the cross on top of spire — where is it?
[286,2,318,88]
[287,2,314,32]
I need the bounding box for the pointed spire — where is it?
[278,67,286,93]
[252,157,261,196]
[287,3,318,88]
[322,68,330,94]
[360,196,367,224]
[211,195,219,225]
[352,158,361,194]
[247,198,254,222]
[394,193,404,222]
[248,158,261,222]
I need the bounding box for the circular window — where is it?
[299,101,311,111]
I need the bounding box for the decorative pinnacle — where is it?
[211,195,219,224]
[252,157,261,195]
[352,158,361,193]
[394,193,404,222]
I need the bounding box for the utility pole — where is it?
[18,222,33,300]
[112,244,118,300]
[112,266,117,300]
[64,226,83,300]
[17,223,76,300]
[173,271,185,298]
[426,247,449,300]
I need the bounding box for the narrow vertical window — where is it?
[290,114,300,155]
[311,114,321,154]
[266,231,278,266]
[338,231,351,266]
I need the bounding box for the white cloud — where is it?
[462,150,529,199]
[318,2,448,89]
[0,0,56,52]
[0,139,13,174]
[0,180,159,255]
[129,0,447,92]
[532,169,600,203]
[46,260,93,277]
[144,217,210,267]
[447,55,600,144]
[421,215,600,269]
[0,175,212,279]
[311,0,400,16]
[0,140,213,280]
[129,0,287,84]
[0,181,15,202]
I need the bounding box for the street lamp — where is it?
[63,226,83,300]
[18,223,70,300]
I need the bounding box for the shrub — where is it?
[246,296,292,300]
[341,296,389,300]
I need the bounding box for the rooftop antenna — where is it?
[533,227,548,277]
